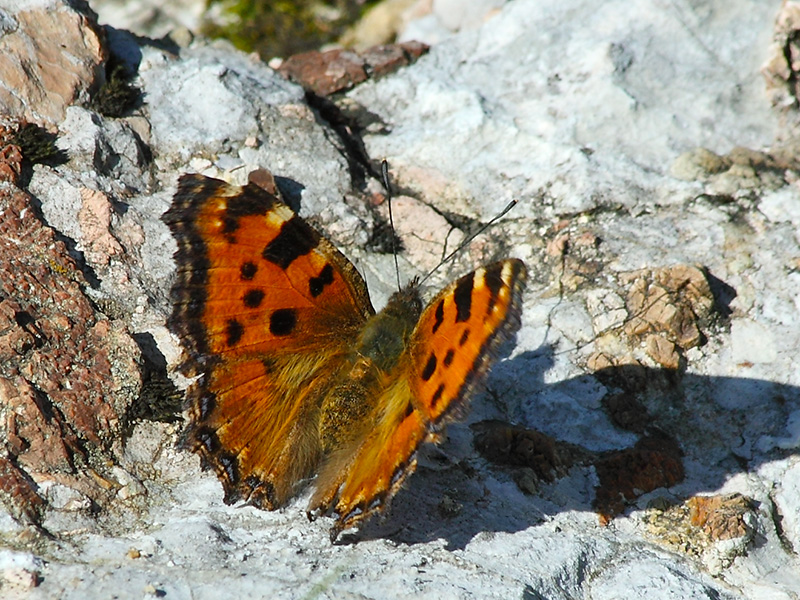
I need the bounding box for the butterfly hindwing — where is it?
[308,374,428,538]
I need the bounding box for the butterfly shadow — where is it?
[342,346,800,551]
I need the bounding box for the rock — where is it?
[92,0,205,40]
[0,4,106,126]
[0,176,141,526]
[279,48,369,96]
[348,0,778,219]
[586,264,716,371]
[688,494,755,542]
[0,549,43,591]
[773,461,800,554]
[471,419,587,482]
[339,0,420,50]
[593,432,685,524]
[671,147,732,181]
[622,265,715,352]
[277,42,429,96]
[399,0,510,45]
[645,493,757,576]
[763,0,800,110]
[1,0,799,598]
[671,145,799,194]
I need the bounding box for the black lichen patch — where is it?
[90,62,141,118]
[12,123,66,165]
[365,217,405,255]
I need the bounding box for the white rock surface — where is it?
[353,0,778,220]
[91,0,204,40]
[3,0,800,599]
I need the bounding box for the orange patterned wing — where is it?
[312,259,527,539]
[409,259,527,423]
[163,174,374,508]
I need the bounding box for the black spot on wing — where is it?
[443,348,454,367]
[226,319,244,346]
[454,273,474,323]
[227,182,276,218]
[243,289,265,308]
[222,215,239,240]
[421,352,437,381]
[432,299,444,334]
[484,262,505,314]
[221,183,276,240]
[270,308,297,336]
[458,329,470,346]
[309,263,334,298]
[431,384,445,409]
[263,216,317,270]
[240,261,257,280]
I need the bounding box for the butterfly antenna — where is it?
[381,160,402,291]
[419,198,518,286]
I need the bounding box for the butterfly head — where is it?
[384,277,423,322]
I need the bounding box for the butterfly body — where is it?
[318,286,421,451]
[164,173,526,539]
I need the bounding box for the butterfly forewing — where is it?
[165,174,374,362]
[410,259,527,423]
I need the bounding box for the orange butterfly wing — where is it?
[409,259,527,422]
[311,260,527,538]
[164,174,374,507]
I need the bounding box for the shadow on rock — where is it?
[346,346,799,550]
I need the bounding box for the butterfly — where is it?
[163,173,527,540]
